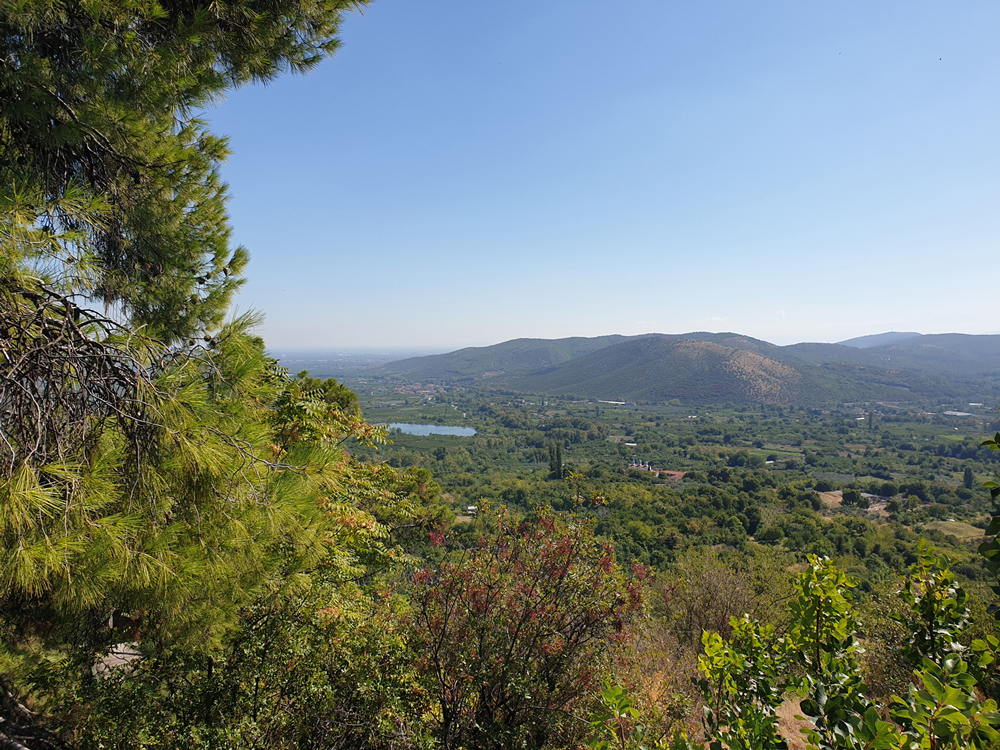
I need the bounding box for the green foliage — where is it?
[696,616,788,750]
[586,681,650,750]
[0,332,410,739]
[786,557,873,750]
[1,0,369,339]
[692,557,878,750]
[891,656,1000,750]
[0,4,392,745]
[549,441,564,479]
[884,549,1000,749]
[691,552,1000,750]
[586,681,704,750]
[970,632,1000,702]
[10,10,1000,735]
[294,370,362,415]
[73,585,434,750]
[894,545,969,665]
[857,582,912,703]
[978,431,1000,620]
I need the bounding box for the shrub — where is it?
[409,507,645,749]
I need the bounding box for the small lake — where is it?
[388,423,476,437]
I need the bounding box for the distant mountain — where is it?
[518,337,804,404]
[660,331,782,358]
[355,331,1000,406]
[884,333,1000,361]
[373,335,639,381]
[838,332,922,348]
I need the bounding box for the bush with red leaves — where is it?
[408,507,646,749]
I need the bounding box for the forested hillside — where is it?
[521,337,804,404]
[367,332,1000,405]
[3,3,1000,750]
[375,335,638,381]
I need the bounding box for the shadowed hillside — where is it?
[373,335,639,381]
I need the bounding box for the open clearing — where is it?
[924,520,984,543]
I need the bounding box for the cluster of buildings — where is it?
[625,459,686,481]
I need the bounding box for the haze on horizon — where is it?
[267,330,956,362]
[207,0,1000,351]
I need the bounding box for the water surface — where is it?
[388,423,476,437]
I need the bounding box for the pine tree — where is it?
[2,0,369,339]
[0,3,391,746]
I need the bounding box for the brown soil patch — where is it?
[868,500,890,518]
[818,490,842,508]
[776,696,814,750]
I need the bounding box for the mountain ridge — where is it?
[359,332,1000,406]
[837,332,922,348]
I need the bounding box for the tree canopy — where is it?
[2,0,369,338]
[1,2,385,747]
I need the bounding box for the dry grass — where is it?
[924,520,985,543]
[611,620,703,740]
[818,490,843,508]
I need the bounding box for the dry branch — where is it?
[0,283,157,476]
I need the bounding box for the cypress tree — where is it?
[548,442,564,479]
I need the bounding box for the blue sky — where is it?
[206,0,1000,351]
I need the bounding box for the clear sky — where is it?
[206,0,1000,351]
